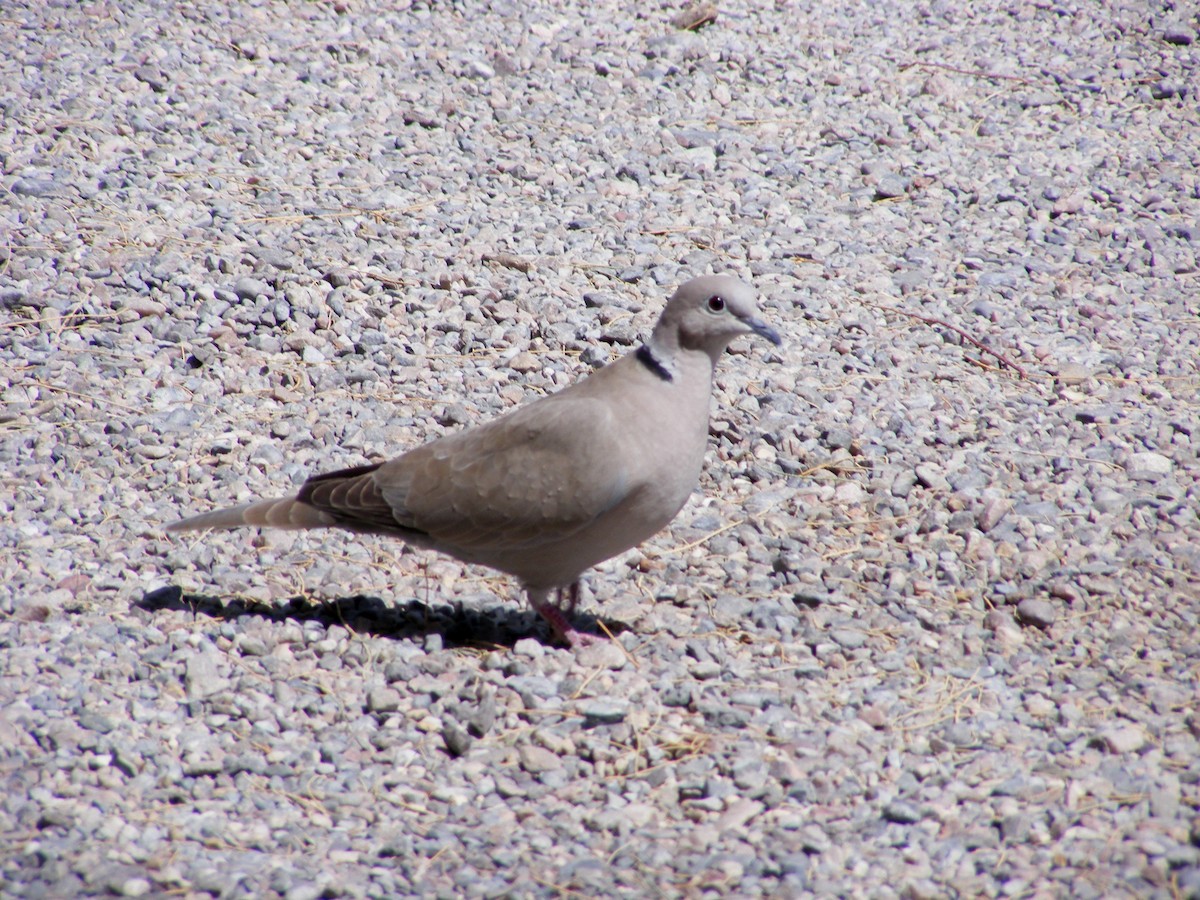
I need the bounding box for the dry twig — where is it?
[900,60,1043,88]
[873,304,1028,378]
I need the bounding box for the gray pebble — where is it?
[11,176,60,197]
[184,652,230,699]
[579,700,629,725]
[976,497,1012,532]
[1016,598,1058,628]
[233,276,271,300]
[1097,724,1147,754]
[1164,24,1196,45]
[518,744,561,773]
[119,877,152,897]
[442,719,473,757]
[367,688,402,713]
[874,174,910,200]
[463,58,495,79]
[883,800,923,824]
[1126,451,1172,481]
[914,464,951,492]
[1092,488,1128,514]
[830,628,867,650]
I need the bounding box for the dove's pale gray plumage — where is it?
[168,275,781,646]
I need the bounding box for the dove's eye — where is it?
[707,295,725,312]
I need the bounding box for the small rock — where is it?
[10,176,60,197]
[1163,23,1196,45]
[367,688,402,713]
[977,497,1012,533]
[579,700,628,725]
[914,464,951,492]
[858,704,889,729]
[883,800,923,824]
[1016,598,1057,629]
[579,345,610,368]
[1053,363,1093,385]
[120,877,152,898]
[574,641,626,669]
[716,798,764,833]
[78,710,117,734]
[1150,79,1186,100]
[700,704,751,729]
[482,252,532,273]
[798,824,832,853]
[834,482,867,505]
[185,652,229,699]
[672,2,718,31]
[984,609,1024,646]
[997,813,1032,842]
[1150,775,1181,819]
[662,684,692,707]
[464,693,497,738]
[463,58,495,79]
[689,659,722,680]
[518,744,561,773]
[442,720,473,757]
[133,64,168,92]
[891,470,918,498]
[830,628,867,650]
[1126,451,1172,481]
[183,757,224,777]
[822,428,854,450]
[1097,724,1146,754]
[235,634,269,657]
[1020,90,1061,108]
[513,638,545,659]
[285,883,323,900]
[1092,488,1128,514]
[1052,193,1086,216]
[232,276,270,300]
[248,246,292,269]
[223,753,266,776]
[509,351,541,373]
[874,174,910,200]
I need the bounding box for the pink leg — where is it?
[529,586,604,648]
[555,582,582,615]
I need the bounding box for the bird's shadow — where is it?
[135,585,617,650]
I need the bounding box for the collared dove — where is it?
[168,274,781,646]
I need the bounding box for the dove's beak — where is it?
[747,318,783,346]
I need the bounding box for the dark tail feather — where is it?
[166,497,338,532]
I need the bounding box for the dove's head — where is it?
[653,275,782,361]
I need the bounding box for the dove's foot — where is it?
[556,582,582,615]
[531,593,604,648]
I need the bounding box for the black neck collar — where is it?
[636,344,673,382]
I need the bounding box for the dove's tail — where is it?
[166,497,338,532]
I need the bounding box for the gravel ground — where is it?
[3,0,1199,897]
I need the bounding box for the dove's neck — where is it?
[635,344,675,382]
[643,324,725,382]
